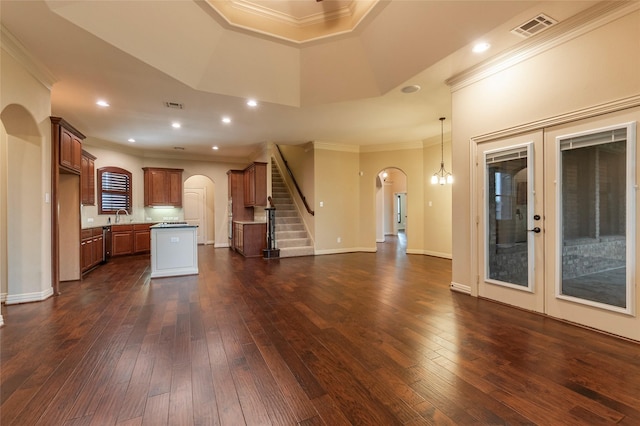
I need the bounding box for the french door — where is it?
[478,131,545,313]
[477,110,639,341]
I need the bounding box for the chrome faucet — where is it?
[115,209,129,223]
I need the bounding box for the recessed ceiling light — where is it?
[212,146,219,150]
[472,42,491,53]
[127,138,135,143]
[247,99,258,107]
[96,100,110,107]
[172,122,181,129]
[401,85,421,94]
[221,116,231,124]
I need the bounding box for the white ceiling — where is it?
[0,0,597,162]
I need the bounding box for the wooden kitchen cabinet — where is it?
[51,117,85,175]
[111,224,134,256]
[81,227,104,273]
[233,221,266,257]
[81,150,96,205]
[110,224,151,256]
[228,170,252,249]
[243,162,267,207]
[133,224,151,253]
[143,167,183,207]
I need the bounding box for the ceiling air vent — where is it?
[164,101,184,109]
[511,14,557,38]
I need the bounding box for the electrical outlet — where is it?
[337,237,341,243]
[87,217,94,223]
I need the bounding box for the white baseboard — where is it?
[450,281,471,294]
[214,242,230,248]
[314,247,376,255]
[206,240,216,245]
[376,238,385,243]
[0,314,3,327]
[405,249,452,259]
[4,287,54,305]
[0,292,6,303]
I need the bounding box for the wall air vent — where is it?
[173,147,185,150]
[164,101,184,109]
[511,14,557,38]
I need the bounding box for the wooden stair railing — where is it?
[275,144,315,216]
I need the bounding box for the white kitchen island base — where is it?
[150,224,198,278]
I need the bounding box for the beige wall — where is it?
[0,123,6,305]
[280,141,453,258]
[314,147,360,252]
[423,137,453,258]
[450,7,640,293]
[1,44,53,304]
[309,141,452,256]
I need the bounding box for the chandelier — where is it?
[431,117,453,185]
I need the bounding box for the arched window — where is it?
[97,166,132,214]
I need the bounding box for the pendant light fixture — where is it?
[431,117,453,185]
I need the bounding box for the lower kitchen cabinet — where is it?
[111,223,152,257]
[233,221,266,257]
[111,225,134,256]
[81,227,104,274]
[133,224,151,253]
[83,223,153,274]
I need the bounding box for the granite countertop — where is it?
[150,223,198,229]
[82,221,154,229]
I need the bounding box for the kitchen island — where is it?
[150,223,198,278]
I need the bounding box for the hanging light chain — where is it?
[431,117,453,185]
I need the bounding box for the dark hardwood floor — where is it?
[2,237,640,425]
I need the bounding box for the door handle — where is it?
[528,227,541,233]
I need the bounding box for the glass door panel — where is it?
[477,131,545,313]
[557,125,634,313]
[485,146,531,289]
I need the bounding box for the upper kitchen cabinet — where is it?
[51,117,85,174]
[81,150,96,206]
[143,167,184,207]
[243,162,267,207]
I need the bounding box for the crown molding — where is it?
[446,1,640,92]
[313,141,360,153]
[360,140,423,153]
[1,25,57,90]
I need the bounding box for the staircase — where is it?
[271,162,314,257]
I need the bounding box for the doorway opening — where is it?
[376,167,407,252]
[184,175,215,245]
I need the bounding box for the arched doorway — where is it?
[184,175,215,245]
[375,167,407,251]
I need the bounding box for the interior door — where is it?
[544,112,638,341]
[184,188,206,245]
[477,131,545,313]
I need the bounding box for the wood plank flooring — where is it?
[2,237,640,425]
